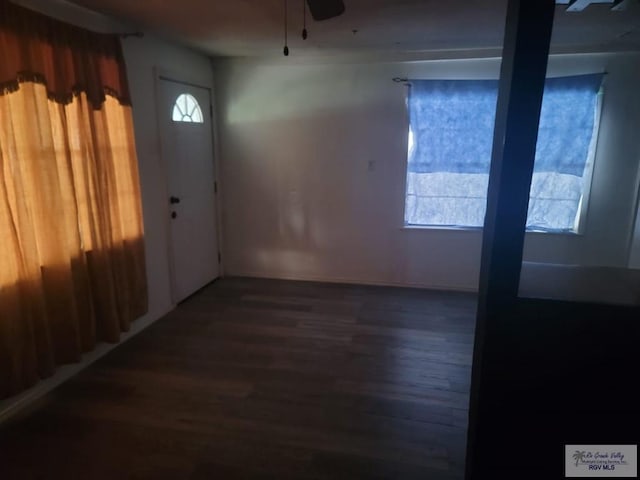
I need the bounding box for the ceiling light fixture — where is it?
[284,0,346,56]
[283,0,289,56]
[306,0,346,21]
[302,0,308,40]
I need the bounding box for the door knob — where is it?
[171,211,177,219]
[169,196,181,204]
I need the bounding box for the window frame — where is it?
[569,86,603,236]
[171,93,205,124]
[401,79,604,235]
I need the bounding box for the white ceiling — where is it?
[65,0,640,57]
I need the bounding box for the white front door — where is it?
[158,77,219,302]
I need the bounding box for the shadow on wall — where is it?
[220,103,408,282]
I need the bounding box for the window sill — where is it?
[526,229,583,237]
[401,225,584,236]
[401,225,483,232]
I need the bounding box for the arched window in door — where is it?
[172,93,204,123]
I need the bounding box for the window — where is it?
[172,93,204,123]
[404,74,603,232]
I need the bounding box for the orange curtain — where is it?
[0,1,147,399]
[0,0,130,108]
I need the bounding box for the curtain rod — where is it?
[394,72,608,84]
[119,32,144,39]
[393,77,411,86]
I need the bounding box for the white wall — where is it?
[629,180,640,269]
[214,52,640,291]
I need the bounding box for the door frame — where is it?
[153,67,224,304]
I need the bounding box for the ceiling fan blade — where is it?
[306,0,345,21]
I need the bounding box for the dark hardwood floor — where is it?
[0,277,476,479]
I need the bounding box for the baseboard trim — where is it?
[226,270,479,294]
[0,304,175,425]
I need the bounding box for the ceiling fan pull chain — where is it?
[302,0,308,40]
[284,0,289,56]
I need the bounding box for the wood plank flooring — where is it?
[0,277,476,479]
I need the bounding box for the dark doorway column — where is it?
[466,0,555,478]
